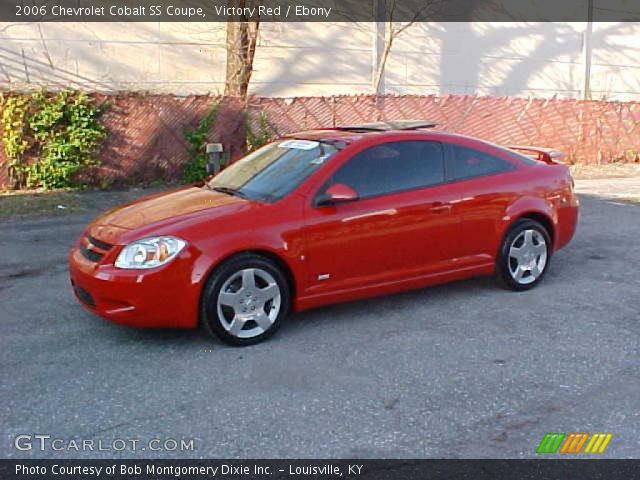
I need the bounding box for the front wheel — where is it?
[497,219,551,291]
[201,254,291,346]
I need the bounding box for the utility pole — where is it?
[581,0,594,100]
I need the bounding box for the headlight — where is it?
[114,236,187,269]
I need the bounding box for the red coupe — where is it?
[69,121,579,345]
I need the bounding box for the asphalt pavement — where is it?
[1,190,638,459]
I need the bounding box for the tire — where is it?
[497,218,552,291]
[201,254,291,346]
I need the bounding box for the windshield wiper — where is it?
[211,186,249,199]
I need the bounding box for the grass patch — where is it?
[0,190,85,219]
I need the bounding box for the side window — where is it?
[330,141,445,199]
[448,145,514,181]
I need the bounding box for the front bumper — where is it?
[68,244,200,329]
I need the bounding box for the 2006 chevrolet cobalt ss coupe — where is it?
[69,121,579,345]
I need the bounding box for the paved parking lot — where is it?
[1,188,638,458]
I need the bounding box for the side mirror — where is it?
[315,183,359,207]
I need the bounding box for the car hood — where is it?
[88,187,247,242]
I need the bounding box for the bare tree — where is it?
[373,0,438,95]
[224,0,260,98]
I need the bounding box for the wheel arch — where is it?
[502,196,557,250]
[513,211,555,247]
[198,248,297,308]
[243,249,297,299]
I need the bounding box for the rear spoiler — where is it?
[508,146,565,165]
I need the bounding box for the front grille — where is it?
[79,234,114,263]
[87,235,113,251]
[74,284,96,308]
[79,244,104,263]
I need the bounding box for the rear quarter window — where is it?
[448,145,516,181]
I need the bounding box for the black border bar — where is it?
[2,0,640,22]
[2,459,640,480]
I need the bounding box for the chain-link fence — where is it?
[251,95,640,165]
[1,94,639,188]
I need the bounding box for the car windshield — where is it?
[206,139,339,202]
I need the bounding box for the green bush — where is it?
[246,111,273,151]
[1,90,107,190]
[181,102,219,184]
[0,95,30,188]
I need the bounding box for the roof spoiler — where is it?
[508,146,565,165]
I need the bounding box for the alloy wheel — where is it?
[216,268,282,339]
[508,229,548,285]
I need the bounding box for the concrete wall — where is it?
[1,21,639,99]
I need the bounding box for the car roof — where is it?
[284,122,556,166]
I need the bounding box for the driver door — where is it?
[301,140,461,297]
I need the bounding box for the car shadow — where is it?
[281,274,499,335]
[96,274,498,349]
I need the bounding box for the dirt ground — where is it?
[0,186,169,220]
[570,162,640,179]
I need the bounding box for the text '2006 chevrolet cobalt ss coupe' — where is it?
[69,122,579,345]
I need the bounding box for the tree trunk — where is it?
[374,37,392,95]
[224,8,259,98]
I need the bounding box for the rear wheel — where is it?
[201,254,290,345]
[497,219,551,291]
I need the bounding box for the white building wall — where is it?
[0,22,228,92]
[385,23,586,98]
[589,22,640,99]
[0,21,639,100]
[250,23,375,96]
